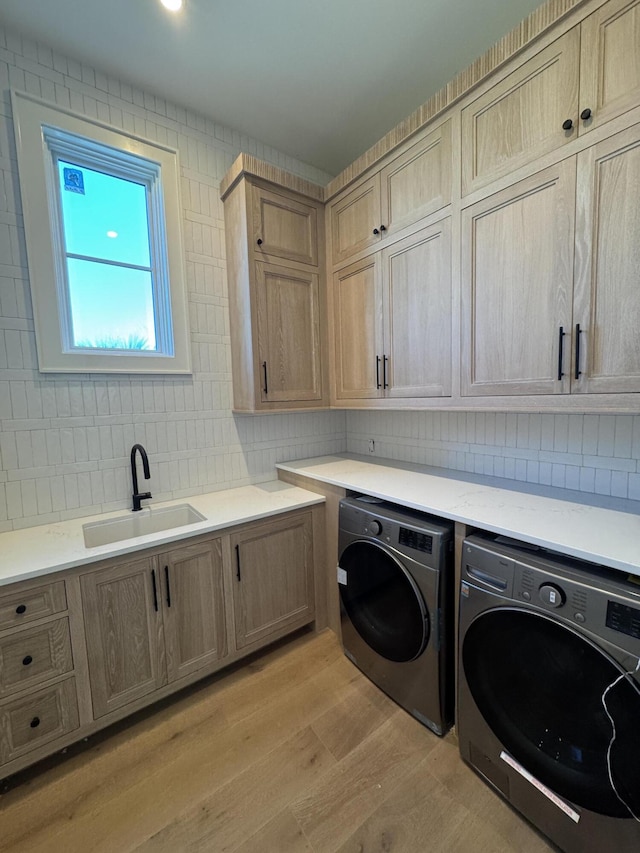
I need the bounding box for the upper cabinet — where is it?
[461,161,576,396]
[252,185,319,267]
[222,159,328,412]
[572,121,640,393]
[580,0,640,134]
[463,0,640,197]
[462,120,640,398]
[329,121,452,265]
[461,29,581,196]
[333,217,452,401]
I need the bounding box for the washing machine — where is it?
[338,495,454,736]
[458,532,640,853]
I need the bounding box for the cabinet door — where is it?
[382,219,452,398]
[330,174,381,265]
[461,29,580,195]
[580,0,640,134]
[461,160,576,396]
[380,121,452,237]
[251,186,318,266]
[161,539,227,683]
[255,262,323,403]
[231,513,314,651]
[332,255,383,400]
[80,558,165,718]
[573,122,640,393]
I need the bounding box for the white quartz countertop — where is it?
[277,454,640,578]
[0,482,324,587]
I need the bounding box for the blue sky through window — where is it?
[57,160,156,350]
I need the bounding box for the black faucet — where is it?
[130,444,152,512]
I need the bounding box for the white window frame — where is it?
[11,90,192,374]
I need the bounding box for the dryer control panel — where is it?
[463,534,640,656]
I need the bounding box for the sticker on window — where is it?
[64,167,85,194]
[337,567,347,585]
[500,751,580,823]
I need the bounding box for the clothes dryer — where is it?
[458,533,640,853]
[338,496,454,736]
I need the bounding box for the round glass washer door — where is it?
[462,608,640,819]
[339,540,429,663]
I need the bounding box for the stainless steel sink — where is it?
[83,504,206,548]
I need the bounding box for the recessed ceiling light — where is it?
[160,0,183,11]
[106,230,118,238]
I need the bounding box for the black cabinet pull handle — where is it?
[557,326,565,380]
[562,118,573,130]
[580,108,592,121]
[235,544,241,581]
[376,355,382,389]
[262,361,268,395]
[373,228,379,235]
[380,224,386,232]
[383,355,389,389]
[151,569,158,612]
[16,604,26,615]
[30,717,40,729]
[164,565,171,608]
[575,323,582,380]
[257,238,263,245]
[22,655,33,666]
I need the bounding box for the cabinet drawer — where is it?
[0,581,67,631]
[0,618,73,699]
[0,678,79,765]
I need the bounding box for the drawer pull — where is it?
[16,604,27,615]
[22,655,33,666]
[30,717,40,729]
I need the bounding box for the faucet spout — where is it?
[131,444,152,512]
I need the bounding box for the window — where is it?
[11,90,191,373]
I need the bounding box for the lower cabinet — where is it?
[80,539,225,719]
[230,512,315,651]
[0,507,319,779]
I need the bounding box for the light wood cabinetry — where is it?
[333,255,382,400]
[161,539,226,682]
[333,218,452,401]
[255,262,323,404]
[382,220,452,399]
[461,161,576,397]
[573,120,640,393]
[0,506,320,780]
[230,512,315,651]
[580,0,640,134]
[0,678,79,766]
[330,121,451,266]
[222,163,327,412]
[462,119,640,399]
[0,578,82,769]
[80,556,166,718]
[462,1,640,198]
[461,29,580,196]
[80,540,225,718]
[252,184,319,266]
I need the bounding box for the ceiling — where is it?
[0,0,545,177]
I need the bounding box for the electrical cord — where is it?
[601,656,640,822]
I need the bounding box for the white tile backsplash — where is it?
[0,25,345,529]
[347,411,640,504]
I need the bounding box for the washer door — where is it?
[339,540,429,663]
[462,608,640,818]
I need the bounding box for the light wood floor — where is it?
[0,629,553,852]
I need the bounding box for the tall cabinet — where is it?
[221,156,328,412]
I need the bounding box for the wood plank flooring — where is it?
[0,629,553,852]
